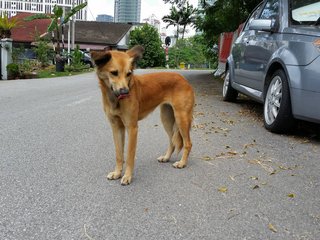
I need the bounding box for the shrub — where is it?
[34,40,53,67]
[67,45,89,71]
[6,63,20,79]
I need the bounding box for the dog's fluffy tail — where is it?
[172,123,183,153]
[160,103,184,154]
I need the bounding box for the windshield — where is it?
[291,0,320,24]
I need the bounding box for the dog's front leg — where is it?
[121,124,138,185]
[107,118,125,180]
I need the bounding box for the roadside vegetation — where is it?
[129,24,166,68]
[168,35,210,69]
[195,0,261,61]
[162,0,261,67]
[5,2,90,80]
[7,41,92,80]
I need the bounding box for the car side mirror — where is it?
[249,19,278,32]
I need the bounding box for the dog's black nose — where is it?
[119,88,129,95]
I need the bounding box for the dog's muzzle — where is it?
[114,88,130,100]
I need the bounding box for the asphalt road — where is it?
[0,70,319,240]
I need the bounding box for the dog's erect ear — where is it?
[90,51,111,68]
[127,45,144,67]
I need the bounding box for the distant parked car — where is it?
[65,49,93,67]
[223,0,320,133]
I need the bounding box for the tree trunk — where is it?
[182,25,187,39]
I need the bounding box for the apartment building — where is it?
[114,0,141,23]
[0,0,87,20]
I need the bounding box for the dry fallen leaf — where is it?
[287,193,295,198]
[201,156,213,161]
[243,143,257,149]
[270,170,277,175]
[268,223,277,233]
[195,112,205,116]
[253,185,260,190]
[248,159,275,174]
[301,139,310,144]
[227,151,238,155]
[218,187,228,193]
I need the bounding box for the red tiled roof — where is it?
[11,12,51,43]
[10,12,132,49]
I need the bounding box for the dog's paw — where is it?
[120,175,132,185]
[172,161,186,169]
[157,156,170,163]
[107,171,122,180]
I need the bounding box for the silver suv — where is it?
[223,0,320,133]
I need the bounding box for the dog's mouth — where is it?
[117,93,130,100]
[114,88,130,100]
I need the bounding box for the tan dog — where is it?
[91,46,195,185]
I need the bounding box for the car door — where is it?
[233,3,263,85]
[240,0,280,91]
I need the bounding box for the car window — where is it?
[259,0,279,19]
[244,3,263,30]
[291,0,320,24]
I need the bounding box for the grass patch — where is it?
[37,66,93,79]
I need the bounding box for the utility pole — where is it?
[71,0,75,49]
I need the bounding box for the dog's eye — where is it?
[110,71,118,76]
[126,71,132,77]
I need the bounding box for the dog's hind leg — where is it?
[107,117,125,180]
[157,104,175,163]
[172,111,192,169]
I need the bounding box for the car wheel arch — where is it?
[264,60,292,99]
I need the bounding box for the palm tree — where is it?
[179,2,197,39]
[162,6,181,39]
[162,1,197,39]
[0,12,21,38]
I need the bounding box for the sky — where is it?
[87,0,199,37]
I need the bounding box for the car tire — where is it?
[222,69,238,102]
[263,69,295,133]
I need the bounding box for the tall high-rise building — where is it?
[114,0,141,23]
[0,0,87,20]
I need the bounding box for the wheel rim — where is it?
[264,76,282,125]
[223,71,230,97]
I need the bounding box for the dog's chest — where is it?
[104,102,121,116]
[105,100,130,119]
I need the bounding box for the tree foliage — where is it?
[163,0,188,8]
[195,0,261,61]
[168,35,210,68]
[197,0,260,35]
[34,36,53,67]
[129,24,165,68]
